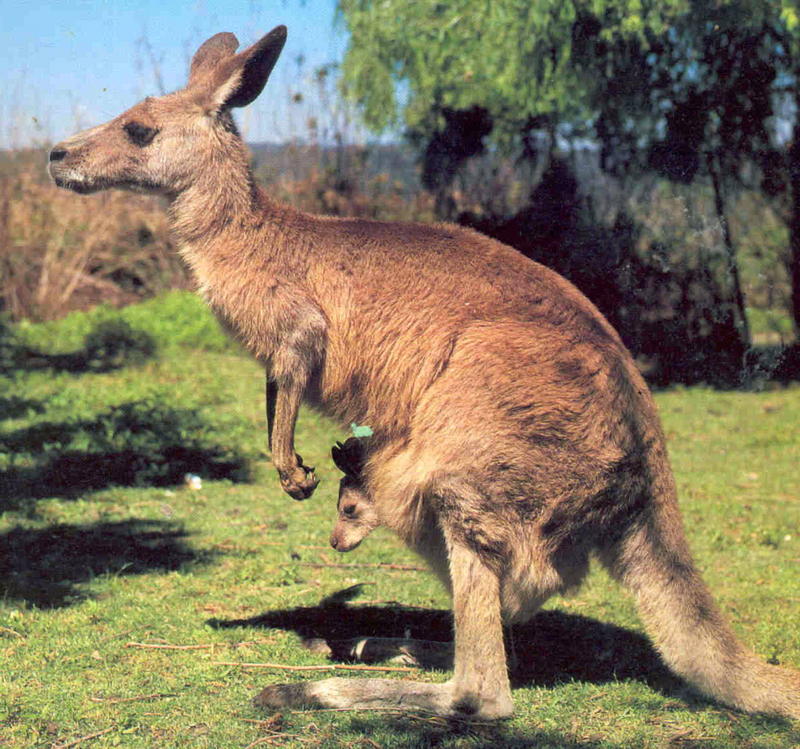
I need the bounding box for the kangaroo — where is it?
[49,26,800,722]
[330,437,379,552]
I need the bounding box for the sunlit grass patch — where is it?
[1,294,798,748]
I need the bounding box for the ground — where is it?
[1,293,798,748]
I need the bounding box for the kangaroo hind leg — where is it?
[253,522,513,719]
[445,535,514,718]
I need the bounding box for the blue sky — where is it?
[1,0,352,149]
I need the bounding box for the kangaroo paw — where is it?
[279,460,319,500]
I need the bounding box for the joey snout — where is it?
[329,525,363,552]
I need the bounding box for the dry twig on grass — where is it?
[51,726,115,749]
[215,661,417,673]
[295,562,426,571]
[244,734,314,748]
[88,692,175,704]
[124,642,215,650]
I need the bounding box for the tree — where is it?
[583,3,785,347]
[337,0,687,146]
[587,1,800,341]
[338,0,800,342]
[776,2,800,337]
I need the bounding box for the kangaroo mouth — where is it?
[53,175,104,194]
[49,164,105,194]
[50,169,159,196]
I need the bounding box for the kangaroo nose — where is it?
[49,149,67,162]
[330,534,339,550]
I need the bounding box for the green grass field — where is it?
[1,293,799,748]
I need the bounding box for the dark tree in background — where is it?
[337,0,800,383]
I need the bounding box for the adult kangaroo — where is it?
[49,26,800,721]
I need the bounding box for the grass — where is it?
[1,292,799,748]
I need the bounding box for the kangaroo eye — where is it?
[342,505,357,518]
[123,121,158,147]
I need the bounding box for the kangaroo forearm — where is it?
[266,373,319,500]
[269,376,303,470]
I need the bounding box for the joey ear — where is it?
[198,25,287,112]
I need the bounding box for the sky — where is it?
[1,0,353,149]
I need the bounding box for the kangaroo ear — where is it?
[224,25,287,108]
[197,25,287,112]
[189,32,240,87]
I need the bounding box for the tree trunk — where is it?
[789,93,800,338]
[707,152,751,349]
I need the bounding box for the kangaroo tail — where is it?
[602,491,800,719]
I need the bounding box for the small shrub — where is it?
[10,291,236,360]
[0,318,157,375]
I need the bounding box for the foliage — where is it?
[582,0,800,333]
[11,291,236,356]
[336,0,790,165]
[337,0,800,340]
[81,320,157,372]
[337,0,688,145]
[0,296,799,746]
[262,145,436,222]
[1,318,157,376]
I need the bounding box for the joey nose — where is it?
[49,149,67,162]
[329,534,339,550]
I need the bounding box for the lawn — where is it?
[1,292,798,748]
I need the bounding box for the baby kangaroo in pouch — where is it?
[329,438,378,552]
[50,23,799,724]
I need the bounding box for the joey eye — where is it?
[342,505,357,518]
[123,121,158,147]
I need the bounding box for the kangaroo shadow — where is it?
[210,587,682,697]
[0,518,214,608]
[215,590,799,744]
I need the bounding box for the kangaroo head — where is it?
[330,477,380,552]
[48,26,287,196]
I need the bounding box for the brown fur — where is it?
[49,26,800,722]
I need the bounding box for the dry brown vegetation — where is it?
[0,149,186,321]
[258,143,436,223]
[0,146,436,322]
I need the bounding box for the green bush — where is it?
[13,291,236,355]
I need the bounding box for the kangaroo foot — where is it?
[254,677,507,718]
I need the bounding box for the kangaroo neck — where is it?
[164,148,317,349]
[166,148,307,274]
[167,151,261,248]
